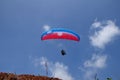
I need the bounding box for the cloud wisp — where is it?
[84,54,107,69]
[51,62,74,80]
[90,20,120,49]
[81,54,107,80]
[43,25,51,31]
[32,57,74,80]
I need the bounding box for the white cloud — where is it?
[92,21,101,28]
[84,54,107,69]
[83,69,97,80]
[90,20,120,49]
[84,20,117,80]
[32,57,74,80]
[51,62,74,80]
[43,25,51,31]
[32,57,48,68]
[80,54,107,80]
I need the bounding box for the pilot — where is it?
[61,49,66,56]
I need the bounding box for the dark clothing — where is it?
[61,50,66,56]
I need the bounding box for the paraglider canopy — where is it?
[41,28,80,41]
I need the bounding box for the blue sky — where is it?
[0,0,120,80]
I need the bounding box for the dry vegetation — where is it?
[0,72,61,80]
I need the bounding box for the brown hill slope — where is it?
[0,72,61,80]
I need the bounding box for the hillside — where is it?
[0,72,61,80]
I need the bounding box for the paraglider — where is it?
[41,28,80,56]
